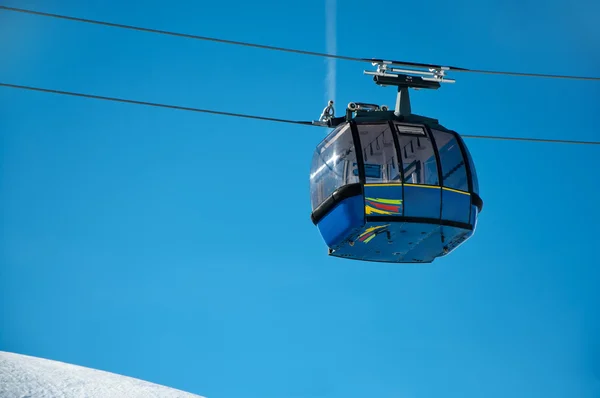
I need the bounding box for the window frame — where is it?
[452,131,477,195]
[309,123,359,210]
[430,129,471,193]
[349,121,478,195]
[390,122,442,187]
[354,121,400,185]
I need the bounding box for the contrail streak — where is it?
[325,0,336,107]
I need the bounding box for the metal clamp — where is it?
[319,100,335,122]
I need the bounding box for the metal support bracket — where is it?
[395,86,411,116]
[362,60,457,116]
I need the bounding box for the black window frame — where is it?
[310,121,483,226]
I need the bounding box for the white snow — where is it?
[0,351,206,398]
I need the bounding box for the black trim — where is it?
[452,131,473,194]
[350,120,368,222]
[424,125,445,223]
[327,116,347,128]
[388,121,406,215]
[451,131,483,213]
[311,183,363,225]
[373,74,441,90]
[451,131,474,217]
[366,215,473,231]
[349,121,365,184]
[471,192,483,213]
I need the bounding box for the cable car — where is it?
[309,60,483,263]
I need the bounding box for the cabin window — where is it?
[461,139,479,195]
[309,124,358,210]
[357,123,399,183]
[431,129,469,192]
[395,124,439,186]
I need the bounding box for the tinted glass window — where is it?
[309,124,358,210]
[357,123,399,183]
[395,123,439,185]
[431,129,468,191]
[460,138,479,195]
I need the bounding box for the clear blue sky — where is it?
[1,1,600,397]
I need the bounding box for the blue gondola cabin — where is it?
[309,112,483,263]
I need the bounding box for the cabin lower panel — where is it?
[398,223,443,263]
[441,189,471,224]
[440,225,474,255]
[316,195,365,249]
[363,184,403,216]
[315,185,479,263]
[403,185,440,219]
[328,219,475,263]
[328,220,456,263]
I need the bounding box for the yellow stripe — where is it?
[364,183,402,187]
[358,224,389,238]
[364,234,377,243]
[365,205,394,215]
[365,197,402,205]
[442,187,470,195]
[404,183,440,190]
[365,182,471,195]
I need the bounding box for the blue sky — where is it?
[1,1,600,397]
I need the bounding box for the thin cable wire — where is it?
[2,82,599,145]
[0,5,364,63]
[2,5,600,82]
[0,83,314,126]
[454,68,600,81]
[459,134,598,145]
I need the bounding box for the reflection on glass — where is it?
[431,130,468,191]
[309,124,358,210]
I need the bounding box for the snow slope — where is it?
[0,351,205,398]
